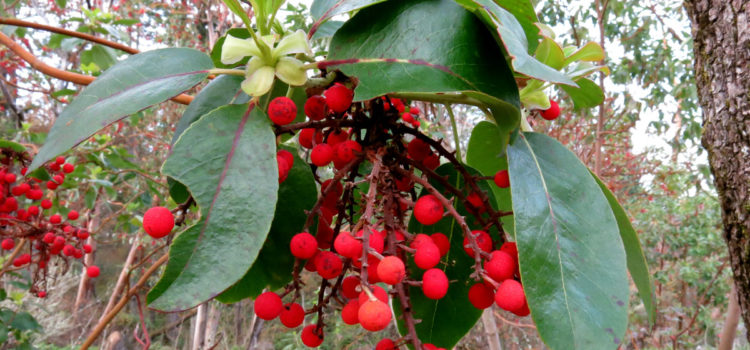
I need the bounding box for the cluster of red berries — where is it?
[0,150,100,297]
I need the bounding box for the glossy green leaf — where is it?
[29,48,213,171]
[592,173,656,325]
[0,139,25,152]
[560,78,604,109]
[495,0,541,52]
[507,132,628,349]
[466,121,514,235]
[455,0,575,85]
[210,28,251,69]
[535,36,565,70]
[310,20,344,40]
[217,146,316,302]
[327,0,520,127]
[149,104,278,312]
[563,42,605,67]
[146,221,204,304]
[310,0,385,20]
[397,164,496,349]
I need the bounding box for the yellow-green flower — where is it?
[221,30,311,97]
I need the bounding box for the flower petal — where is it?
[245,56,265,75]
[273,30,311,59]
[241,66,275,97]
[275,57,308,86]
[221,35,262,65]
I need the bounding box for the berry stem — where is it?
[444,103,463,161]
[0,238,27,279]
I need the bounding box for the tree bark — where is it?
[685,0,750,339]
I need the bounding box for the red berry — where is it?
[414,195,444,225]
[341,276,360,299]
[402,112,415,123]
[326,129,349,145]
[422,268,449,300]
[63,244,75,256]
[324,83,353,113]
[50,214,62,224]
[410,233,433,249]
[298,128,323,149]
[87,265,100,278]
[494,170,510,188]
[377,256,405,285]
[540,100,560,120]
[143,206,175,239]
[358,300,392,331]
[430,233,450,257]
[67,210,79,220]
[300,324,324,347]
[333,231,362,259]
[73,249,84,259]
[27,189,43,200]
[341,299,360,325]
[42,232,55,244]
[277,155,291,184]
[355,228,385,255]
[55,156,65,164]
[423,153,440,170]
[268,96,297,125]
[409,106,420,115]
[495,279,527,313]
[46,181,58,190]
[315,220,334,249]
[77,230,90,240]
[12,253,30,267]
[290,232,318,259]
[28,205,39,216]
[311,144,334,166]
[334,140,362,163]
[304,95,327,121]
[358,285,388,305]
[254,291,283,320]
[466,192,484,211]
[41,199,52,209]
[485,250,516,282]
[407,138,431,161]
[277,150,294,169]
[376,338,397,350]
[1,238,14,250]
[4,173,16,183]
[52,236,65,249]
[83,244,93,254]
[414,241,441,269]
[62,163,75,173]
[463,230,492,257]
[315,251,343,279]
[367,257,381,284]
[279,302,305,328]
[53,175,63,184]
[37,291,47,298]
[11,183,29,196]
[468,283,495,309]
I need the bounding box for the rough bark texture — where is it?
[685,0,750,338]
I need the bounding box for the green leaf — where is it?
[310,0,385,20]
[80,45,117,71]
[592,173,656,325]
[113,18,140,26]
[210,28,251,69]
[147,221,204,304]
[310,20,344,40]
[26,168,50,181]
[466,121,513,235]
[397,164,496,349]
[50,89,77,98]
[535,36,565,70]
[10,312,40,332]
[149,104,278,311]
[327,0,520,127]
[494,0,541,52]
[563,42,605,67]
[507,132,628,349]
[455,0,575,85]
[560,78,604,109]
[216,146,316,302]
[0,139,25,152]
[29,48,213,171]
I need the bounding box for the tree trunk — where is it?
[685,0,750,339]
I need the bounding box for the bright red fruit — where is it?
[279,303,305,328]
[334,140,362,163]
[468,283,495,309]
[37,291,47,298]
[304,95,327,120]
[300,324,324,347]
[341,276,360,299]
[290,232,318,259]
[463,230,492,257]
[143,206,175,239]
[268,96,297,125]
[55,156,65,164]
[333,231,362,259]
[298,128,323,149]
[358,300,392,331]
[423,153,440,170]
[494,169,510,188]
[484,250,516,282]
[315,251,343,279]
[41,199,52,209]
[50,214,62,224]
[83,244,93,254]
[254,292,283,320]
[42,232,55,244]
[4,173,16,183]
[87,265,100,278]
[377,256,406,285]
[410,233,433,249]
[310,144,334,166]
[277,155,291,184]
[540,100,560,120]
[277,150,294,168]
[62,163,75,173]
[494,279,527,313]
[414,241,441,269]
[407,138,431,161]
[326,129,349,145]
[414,195,443,225]
[341,299,360,325]
[324,83,353,113]
[67,210,79,220]
[1,238,14,250]
[430,233,450,256]
[422,268,449,300]
[358,285,388,305]
[376,338,397,350]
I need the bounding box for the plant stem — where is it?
[445,104,462,162]
[208,68,246,77]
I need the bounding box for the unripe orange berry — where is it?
[377,256,405,285]
[358,300,392,331]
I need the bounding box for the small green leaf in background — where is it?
[560,78,605,109]
[592,172,656,325]
[397,164,497,349]
[563,42,605,67]
[149,104,278,312]
[217,145,316,302]
[0,139,25,152]
[507,132,628,349]
[29,48,214,171]
[535,36,565,70]
[9,312,41,332]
